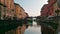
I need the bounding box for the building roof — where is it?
[41,4,48,10]
[14,3,25,11]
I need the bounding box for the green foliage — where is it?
[55,10,60,13]
[46,20,59,30]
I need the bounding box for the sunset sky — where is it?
[14,0,48,16]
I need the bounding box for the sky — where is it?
[14,0,48,16]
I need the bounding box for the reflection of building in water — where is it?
[24,21,41,34]
[33,21,37,26]
[15,24,27,34]
[5,24,28,34]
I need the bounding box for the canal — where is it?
[24,21,41,34]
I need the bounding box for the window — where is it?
[57,0,60,8]
[4,7,6,12]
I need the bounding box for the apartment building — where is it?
[14,3,22,20]
[40,0,57,34]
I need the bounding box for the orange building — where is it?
[0,0,29,34]
[14,3,22,20]
[14,3,28,34]
[14,3,28,20]
[0,0,6,20]
[0,0,5,5]
[3,0,15,20]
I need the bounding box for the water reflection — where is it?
[24,21,41,34]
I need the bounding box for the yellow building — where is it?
[14,3,22,20]
[14,3,27,20]
[14,3,28,34]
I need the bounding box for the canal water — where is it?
[24,21,41,34]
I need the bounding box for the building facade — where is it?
[14,3,28,20]
[14,3,22,20]
[0,0,7,20]
[41,0,56,17]
[41,4,48,17]
[0,0,15,20]
[40,0,57,34]
[53,0,60,34]
[0,0,29,34]
[14,3,28,34]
